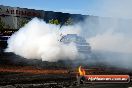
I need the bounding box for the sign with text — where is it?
[84,75,130,83]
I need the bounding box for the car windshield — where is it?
[61,34,86,43]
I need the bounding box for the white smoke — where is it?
[5,0,132,69]
[5,18,80,62]
[86,0,132,54]
[83,0,132,69]
[88,29,132,69]
[89,31,132,54]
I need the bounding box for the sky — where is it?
[0,0,103,16]
[1,0,132,18]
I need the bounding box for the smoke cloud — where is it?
[83,0,132,69]
[5,0,132,69]
[89,31,132,54]
[5,18,80,62]
[87,28,132,69]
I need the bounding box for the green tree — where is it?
[49,19,54,24]
[49,19,60,25]
[54,19,59,25]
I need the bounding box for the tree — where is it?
[49,19,60,25]
[54,19,59,25]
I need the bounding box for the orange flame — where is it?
[78,66,85,76]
